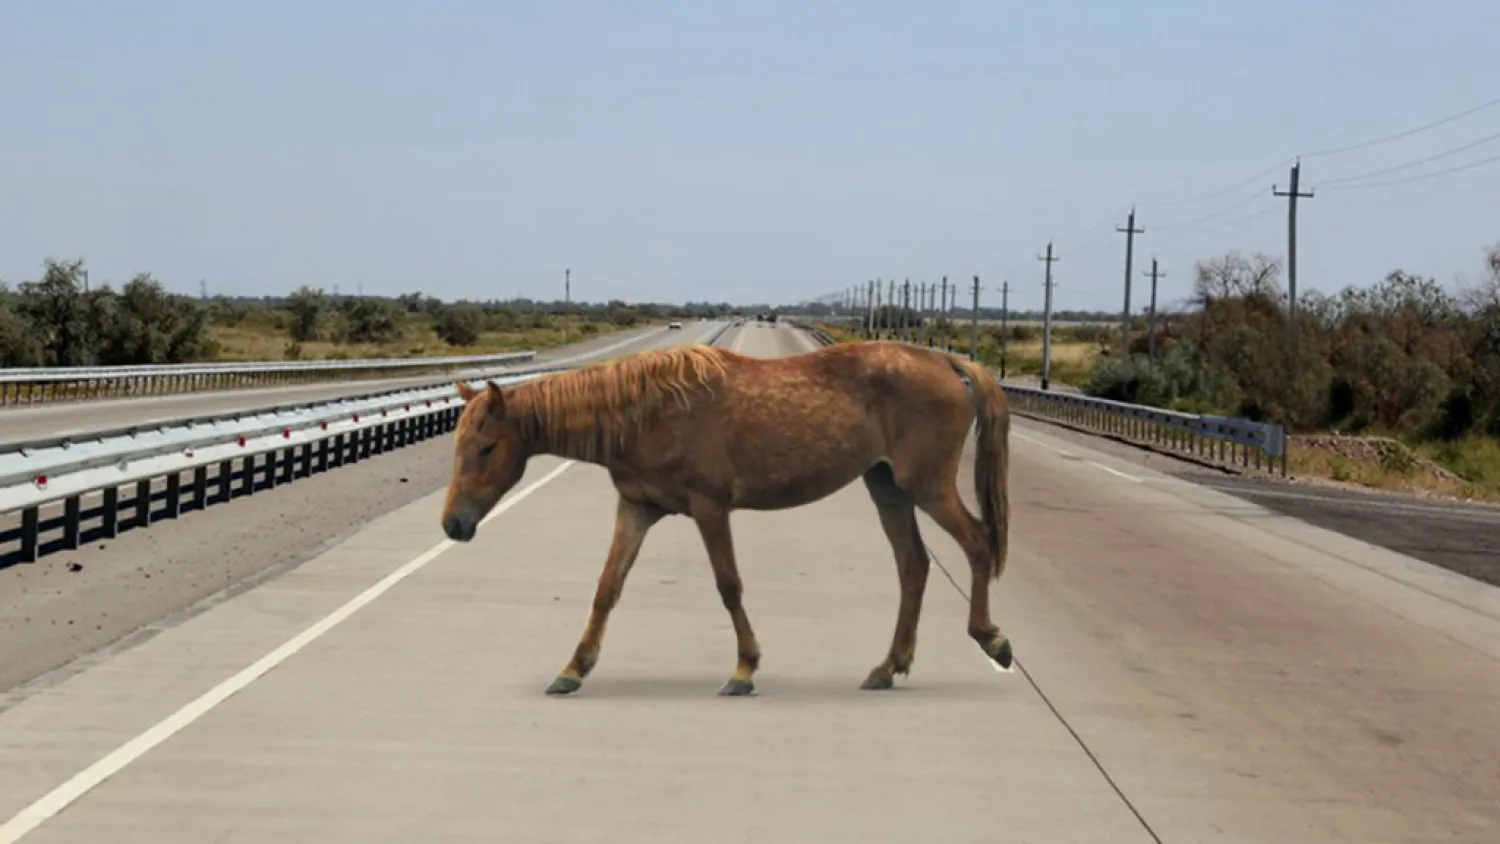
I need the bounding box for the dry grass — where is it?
[811,323,1099,385]
[1288,434,1500,505]
[998,339,1098,385]
[212,317,629,362]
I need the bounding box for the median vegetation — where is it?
[0,258,739,367]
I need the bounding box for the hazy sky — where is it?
[3,1,1498,314]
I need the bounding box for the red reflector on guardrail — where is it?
[352,414,360,423]
[320,421,328,430]
[34,475,47,487]
[237,436,247,447]
[282,428,291,439]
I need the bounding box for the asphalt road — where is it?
[0,324,685,446]
[0,320,726,695]
[1,322,1496,842]
[1012,416,1500,588]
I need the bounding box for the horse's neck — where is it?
[514,392,618,465]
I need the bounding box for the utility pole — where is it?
[1273,159,1314,361]
[887,280,897,339]
[939,276,950,350]
[1117,207,1144,357]
[866,279,876,338]
[1143,258,1166,363]
[946,282,957,352]
[968,275,982,362]
[901,279,911,342]
[999,280,1010,378]
[1038,242,1059,390]
[563,268,571,344]
[918,281,930,344]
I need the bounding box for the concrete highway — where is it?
[0,324,685,446]
[1,321,1497,841]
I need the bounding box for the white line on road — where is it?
[546,326,668,366]
[1013,431,1076,458]
[0,460,576,844]
[1087,461,1144,483]
[1013,431,1142,483]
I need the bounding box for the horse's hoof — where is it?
[718,678,756,697]
[989,638,1015,673]
[546,675,582,695]
[860,670,894,690]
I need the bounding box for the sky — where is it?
[2,1,1498,315]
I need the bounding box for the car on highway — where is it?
[668,321,683,330]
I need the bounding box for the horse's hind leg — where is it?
[913,484,1013,672]
[546,495,665,696]
[691,505,761,697]
[860,463,932,691]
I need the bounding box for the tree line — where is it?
[0,261,762,367]
[1084,242,1500,443]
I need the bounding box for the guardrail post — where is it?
[101,486,120,538]
[19,507,40,561]
[164,473,184,519]
[59,496,81,550]
[192,466,210,511]
[132,479,151,528]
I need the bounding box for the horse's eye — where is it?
[478,443,496,458]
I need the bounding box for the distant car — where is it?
[668,321,683,330]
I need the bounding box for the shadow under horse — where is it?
[441,339,1013,697]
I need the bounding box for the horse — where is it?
[440,339,1013,697]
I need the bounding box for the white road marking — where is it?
[0,460,576,844]
[1013,431,1076,458]
[1087,461,1144,483]
[541,326,669,366]
[1013,431,1142,483]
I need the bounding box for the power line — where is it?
[1320,151,1500,192]
[1298,94,1500,159]
[1318,128,1500,186]
[1151,189,1268,231]
[1134,92,1500,210]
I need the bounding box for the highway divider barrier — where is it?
[0,350,540,406]
[0,322,734,566]
[787,320,1288,477]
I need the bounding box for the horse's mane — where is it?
[507,344,732,461]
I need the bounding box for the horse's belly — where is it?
[728,436,871,510]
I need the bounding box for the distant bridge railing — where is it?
[0,351,540,406]
[788,320,1286,476]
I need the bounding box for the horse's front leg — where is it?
[546,495,665,695]
[691,505,761,696]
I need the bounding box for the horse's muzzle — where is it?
[443,514,477,542]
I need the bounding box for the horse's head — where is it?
[441,379,529,542]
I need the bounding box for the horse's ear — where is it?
[485,380,506,418]
[455,379,478,402]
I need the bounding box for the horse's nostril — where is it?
[444,516,474,541]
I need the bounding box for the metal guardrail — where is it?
[0,322,735,565]
[787,320,837,346]
[787,320,1287,475]
[0,350,539,406]
[1000,383,1288,475]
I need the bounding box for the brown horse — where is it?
[441,339,1013,697]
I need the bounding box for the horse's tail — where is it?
[951,356,1011,582]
